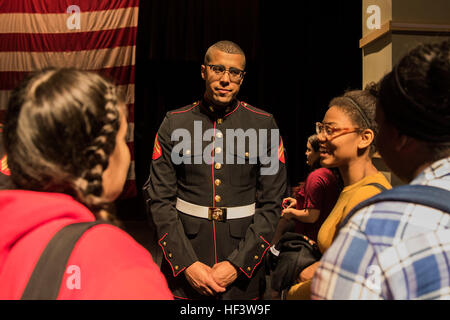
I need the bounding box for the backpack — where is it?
[340,184,450,230]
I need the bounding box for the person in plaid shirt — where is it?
[311,40,450,299]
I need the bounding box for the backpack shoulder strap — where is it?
[21,220,108,300]
[340,184,450,229]
[364,182,389,192]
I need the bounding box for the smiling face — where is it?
[201,48,245,107]
[318,106,364,168]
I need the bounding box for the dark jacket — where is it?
[143,99,287,299]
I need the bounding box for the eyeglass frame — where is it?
[205,64,246,82]
[315,122,362,140]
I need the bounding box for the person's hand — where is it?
[281,207,296,220]
[299,261,320,282]
[211,261,238,288]
[281,208,294,219]
[282,197,297,209]
[184,261,226,296]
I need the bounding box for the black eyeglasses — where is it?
[206,64,246,82]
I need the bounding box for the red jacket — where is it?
[0,190,173,300]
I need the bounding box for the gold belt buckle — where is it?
[208,207,227,222]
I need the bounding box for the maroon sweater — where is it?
[294,168,340,242]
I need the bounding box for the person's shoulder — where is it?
[159,101,201,129]
[346,199,446,260]
[309,167,333,179]
[342,174,390,219]
[64,223,173,299]
[372,172,392,187]
[307,168,337,185]
[72,223,156,268]
[352,183,448,238]
[238,101,273,118]
[362,172,392,193]
[167,100,201,117]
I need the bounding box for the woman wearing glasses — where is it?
[286,85,391,300]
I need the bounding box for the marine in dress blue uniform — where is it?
[143,41,287,299]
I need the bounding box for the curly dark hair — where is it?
[328,85,379,156]
[377,40,450,160]
[3,68,123,220]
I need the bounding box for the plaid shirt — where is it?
[311,157,450,300]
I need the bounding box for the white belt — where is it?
[176,198,255,222]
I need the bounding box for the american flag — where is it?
[0,0,138,198]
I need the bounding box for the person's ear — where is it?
[238,73,245,85]
[201,65,206,80]
[384,125,409,152]
[358,128,375,150]
[395,134,415,152]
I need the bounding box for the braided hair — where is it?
[4,68,122,220]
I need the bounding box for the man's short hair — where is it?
[204,40,246,69]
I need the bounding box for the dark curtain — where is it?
[126,0,362,220]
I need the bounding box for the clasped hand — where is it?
[281,197,297,219]
[184,261,238,296]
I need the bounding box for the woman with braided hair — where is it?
[0,68,172,299]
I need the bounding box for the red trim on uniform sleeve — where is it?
[158,233,185,277]
[240,236,270,278]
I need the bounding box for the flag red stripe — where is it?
[126,103,134,122]
[0,65,135,90]
[0,27,136,52]
[0,72,27,91]
[127,141,135,161]
[0,0,138,199]
[96,66,135,86]
[0,0,139,14]
[119,180,137,199]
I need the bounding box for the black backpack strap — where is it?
[340,185,450,230]
[21,220,108,300]
[365,182,388,192]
